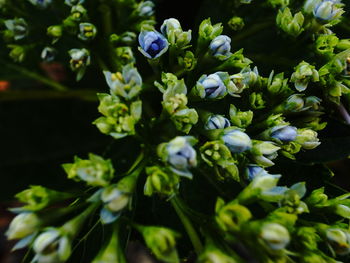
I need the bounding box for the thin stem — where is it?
[3,61,69,91]
[170,196,203,254]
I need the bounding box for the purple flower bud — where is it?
[270,125,297,142]
[138,30,169,59]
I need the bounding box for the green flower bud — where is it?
[291,61,319,92]
[119,31,137,45]
[178,51,197,71]
[260,223,290,250]
[94,94,141,139]
[156,73,187,105]
[14,185,73,212]
[229,105,253,128]
[78,22,97,41]
[267,71,290,95]
[115,46,135,65]
[305,187,328,207]
[139,226,180,263]
[215,198,252,232]
[62,153,114,187]
[296,227,320,251]
[8,45,25,62]
[274,94,305,113]
[47,25,63,39]
[249,92,265,109]
[315,34,339,57]
[304,96,322,110]
[276,8,304,37]
[70,5,87,22]
[326,228,350,255]
[267,0,289,8]
[334,204,350,219]
[227,73,248,96]
[6,213,41,240]
[144,166,179,196]
[171,108,199,134]
[33,229,72,263]
[296,128,320,149]
[337,39,350,50]
[228,16,244,31]
[104,64,142,100]
[198,18,223,48]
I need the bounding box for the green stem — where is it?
[3,61,69,91]
[170,196,203,254]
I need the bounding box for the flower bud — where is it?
[161,18,181,37]
[215,198,252,232]
[249,92,265,109]
[221,129,252,154]
[119,31,137,45]
[276,8,304,37]
[160,19,191,48]
[4,18,28,41]
[101,185,130,213]
[28,0,52,8]
[209,35,231,60]
[104,64,142,100]
[171,108,199,134]
[139,226,179,263]
[198,18,223,44]
[78,22,97,41]
[47,25,63,39]
[62,153,114,187]
[296,227,320,251]
[267,71,289,95]
[313,0,344,23]
[296,128,320,149]
[270,125,298,142]
[144,166,179,196]
[291,61,319,92]
[69,48,90,80]
[284,94,305,112]
[33,229,71,263]
[6,213,41,240]
[70,4,87,21]
[305,187,328,207]
[251,140,280,167]
[8,45,25,62]
[260,223,290,250]
[65,0,84,6]
[228,16,244,31]
[162,136,197,178]
[205,115,230,130]
[245,165,269,181]
[115,46,135,65]
[315,34,339,57]
[195,72,229,99]
[138,30,169,59]
[41,47,57,62]
[326,228,350,255]
[304,96,322,110]
[229,105,253,128]
[197,247,238,263]
[136,1,155,17]
[178,51,197,71]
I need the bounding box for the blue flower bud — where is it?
[138,30,169,59]
[28,0,52,8]
[270,125,297,142]
[41,47,57,62]
[4,18,28,41]
[78,23,97,41]
[245,164,269,181]
[136,1,155,17]
[196,72,228,99]
[65,0,84,6]
[205,115,230,130]
[209,35,231,60]
[165,136,197,178]
[222,129,252,153]
[313,0,343,23]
